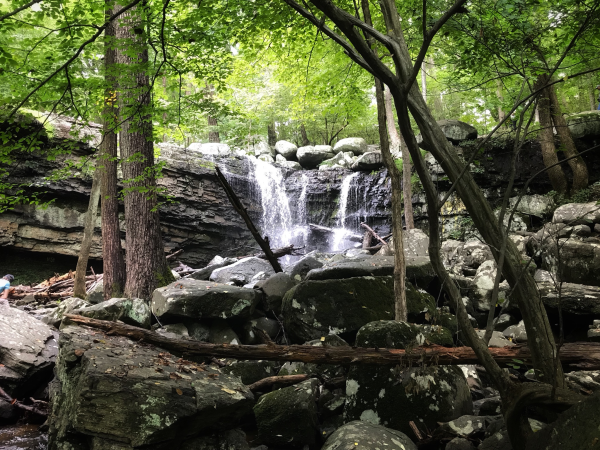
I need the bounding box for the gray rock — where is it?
[537,281,600,315]
[74,298,151,329]
[187,142,231,156]
[48,325,254,448]
[222,360,278,385]
[39,297,90,328]
[210,257,275,286]
[479,430,512,450]
[508,194,554,218]
[257,154,274,163]
[0,398,17,421]
[288,256,324,282]
[471,261,509,312]
[572,224,592,237]
[493,314,518,332]
[156,323,189,339]
[255,272,296,314]
[447,437,476,450]
[190,257,238,281]
[278,335,349,379]
[417,120,477,149]
[502,321,527,342]
[588,328,600,341]
[345,321,472,437]
[565,370,600,394]
[438,415,491,438]
[533,269,554,282]
[553,201,600,225]
[476,330,515,348]
[86,280,104,304]
[252,141,275,157]
[152,279,259,321]
[209,319,241,345]
[275,140,298,159]
[275,153,287,163]
[320,151,355,169]
[322,420,417,450]
[277,160,302,170]
[0,305,58,397]
[566,110,600,139]
[296,145,335,168]
[541,238,600,287]
[253,379,319,446]
[351,151,383,171]
[473,397,502,416]
[181,429,250,450]
[332,137,368,155]
[245,317,280,341]
[186,322,210,341]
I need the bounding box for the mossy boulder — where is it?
[222,360,278,385]
[74,297,151,329]
[344,321,473,436]
[322,420,417,450]
[278,335,349,379]
[566,111,600,140]
[253,379,319,447]
[417,324,454,346]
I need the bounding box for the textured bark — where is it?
[300,123,310,146]
[73,171,101,299]
[267,122,277,147]
[534,74,568,194]
[206,84,220,143]
[63,314,600,370]
[548,81,588,191]
[116,3,173,299]
[361,0,407,322]
[420,60,427,101]
[100,2,125,300]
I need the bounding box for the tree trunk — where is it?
[116,3,173,299]
[267,122,277,147]
[384,85,401,155]
[101,1,125,300]
[496,79,506,124]
[420,60,427,102]
[206,84,220,143]
[73,171,101,299]
[361,0,407,322]
[547,81,588,192]
[534,74,568,194]
[300,123,310,146]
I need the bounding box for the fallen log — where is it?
[0,386,47,417]
[216,166,282,273]
[248,374,309,392]
[309,224,363,242]
[63,315,600,370]
[360,222,389,249]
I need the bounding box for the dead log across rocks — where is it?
[0,386,47,417]
[63,315,600,370]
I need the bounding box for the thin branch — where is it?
[0,0,42,22]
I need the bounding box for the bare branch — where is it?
[0,0,42,22]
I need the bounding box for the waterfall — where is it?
[331,172,360,251]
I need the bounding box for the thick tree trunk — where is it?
[547,81,588,191]
[101,2,125,300]
[73,171,101,299]
[267,122,277,147]
[116,3,173,299]
[534,74,568,194]
[300,123,310,146]
[208,116,220,143]
[63,315,600,370]
[362,0,407,322]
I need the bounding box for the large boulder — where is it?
[209,257,275,286]
[537,281,600,315]
[566,111,600,140]
[333,137,368,155]
[255,272,296,314]
[351,151,383,171]
[288,255,324,281]
[0,306,58,397]
[48,325,254,449]
[253,378,319,447]
[322,420,417,450]
[74,298,151,328]
[344,320,473,436]
[296,145,335,168]
[38,296,90,328]
[319,151,355,170]
[508,194,554,218]
[553,202,600,225]
[541,238,600,287]
[274,140,298,159]
[190,256,238,281]
[277,160,302,170]
[252,141,275,157]
[417,120,477,149]
[152,279,260,321]
[187,142,231,157]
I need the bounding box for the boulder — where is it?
[209,257,275,286]
[240,317,280,344]
[255,272,296,314]
[479,429,512,450]
[277,160,302,170]
[86,280,104,304]
[74,298,151,329]
[275,154,287,163]
[257,154,274,163]
[252,141,275,157]
[186,321,210,341]
[288,255,324,281]
[566,110,600,140]
[537,281,600,315]
[417,120,477,149]
[476,330,515,348]
[565,370,600,394]
[187,142,231,156]
[471,261,509,312]
[333,137,368,155]
[190,256,238,281]
[253,379,319,447]
[541,238,600,287]
[155,323,189,339]
[344,320,472,436]
[437,415,493,439]
[208,319,241,345]
[222,360,278,385]
[319,151,355,169]
[39,297,90,328]
[553,201,600,225]
[351,151,383,171]
[48,325,254,449]
[152,279,260,321]
[181,429,250,450]
[508,194,554,218]
[322,420,417,450]
[296,145,335,168]
[0,306,58,397]
[502,321,527,342]
[274,140,298,159]
[282,276,404,343]
[446,437,476,450]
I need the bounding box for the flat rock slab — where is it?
[48,325,254,449]
[152,279,260,321]
[0,305,58,396]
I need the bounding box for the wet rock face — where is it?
[0,305,58,397]
[48,325,254,449]
[322,420,417,450]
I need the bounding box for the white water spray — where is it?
[331,172,360,251]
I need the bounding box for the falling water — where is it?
[293,173,311,248]
[331,172,360,251]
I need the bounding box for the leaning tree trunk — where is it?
[534,74,568,194]
[116,3,173,299]
[100,1,125,300]
[361,0,407,322]
[73,170,101,298]
[547,80,588,192]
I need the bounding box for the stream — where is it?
[0,424,47,449]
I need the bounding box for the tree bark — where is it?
[300,123,310,146]
[206,84,220,143]
[267,122,277,147]
[496,79,506,124]
[361,0,407,322]
[116,3,173,299]
[547,81,588,192]
[73,170,101,299]
[420,60,427,102]
[100,1,125,300]
[534,74,568,194]
[62,314,600,370]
